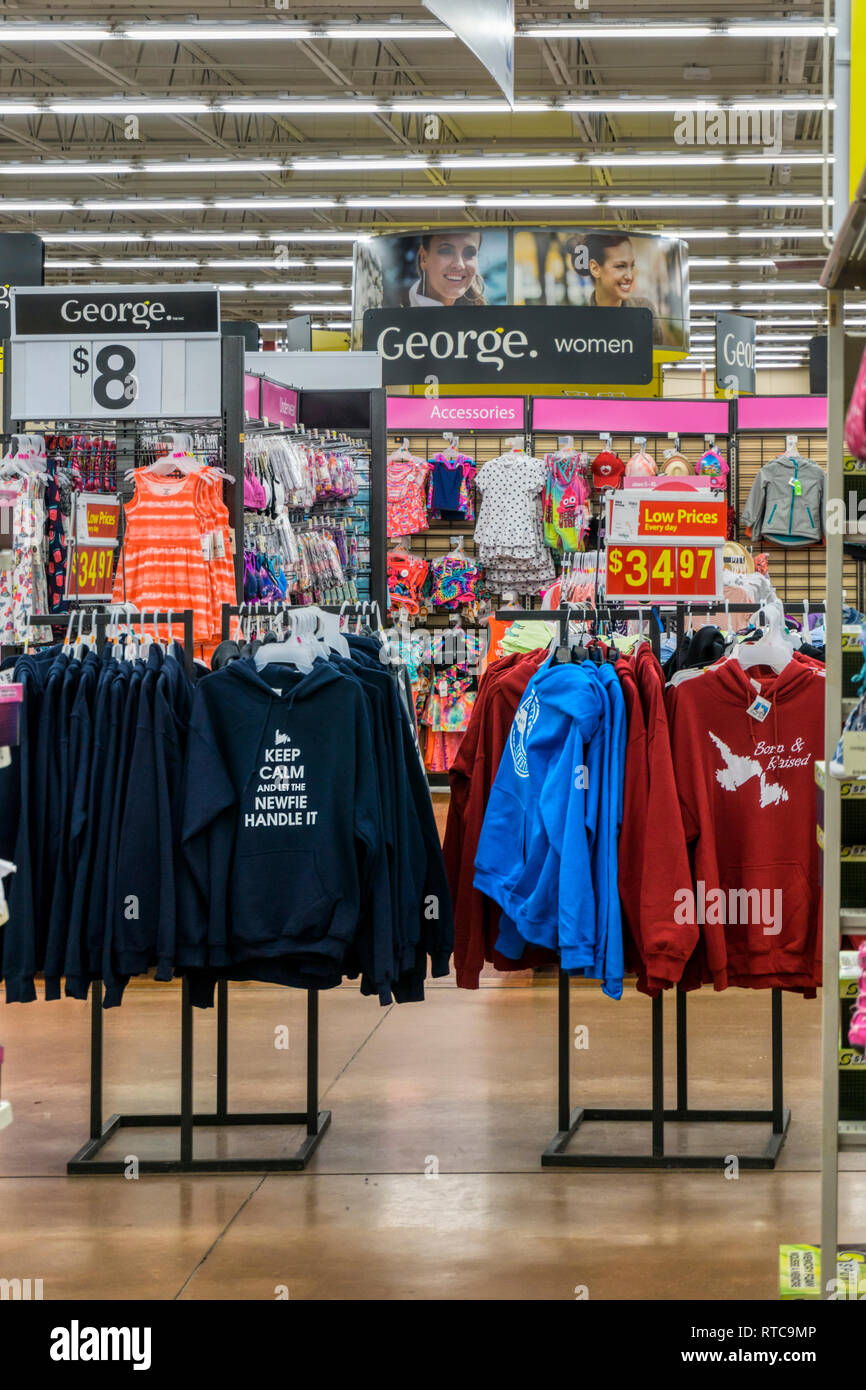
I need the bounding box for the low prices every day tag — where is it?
[605,543,722,600]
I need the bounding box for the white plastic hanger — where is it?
[735,603,793,673]
[255,608,323,673]
[305,603,350,657]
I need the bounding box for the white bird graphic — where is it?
[708,731,788,807]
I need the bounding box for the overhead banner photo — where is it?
[353,226,690,366]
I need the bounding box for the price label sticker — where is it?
[605,543,721,600]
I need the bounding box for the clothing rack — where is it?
[21,608,329,1174]
[494,601,822,1169]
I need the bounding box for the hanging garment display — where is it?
[590,448,626,491]
[386,447,429,538]
[695,446,729,490]
[0,612,454,1009]
[741,451,827,546]
[625,445,657,478]
[444,644,557,986]
[428,550,486,610]
[473,446,555,596]
[112,457,236,646]
[426,451,476,523]
[668,649,824,994]
[542,450,592,552]
[387,546,429,615]
[0,440,49,644]
[473,653,629,998]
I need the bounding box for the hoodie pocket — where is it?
[231,849,333,948]
[717,861,813,970]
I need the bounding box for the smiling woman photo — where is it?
[572,232,663,344]
[405,231,488,307]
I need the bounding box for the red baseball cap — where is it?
[591,449,626,490]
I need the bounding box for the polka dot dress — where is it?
[474,450,555,595]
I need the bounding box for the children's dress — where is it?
[387,454,429,537]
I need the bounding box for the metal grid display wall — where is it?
[386,427,527,619]
[736,427,857,605]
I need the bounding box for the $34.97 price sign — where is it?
[606,543,722,600]
[67,545,115,600]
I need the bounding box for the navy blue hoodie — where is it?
[177,657,390,1001]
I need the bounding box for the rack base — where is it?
[67,979,331,1175]
[542,1104,790,1170]
[67,1108,332,1175]
[544,973,791,1170]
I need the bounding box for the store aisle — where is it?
[0,980,859,1300]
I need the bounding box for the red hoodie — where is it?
[667,656,824,993]
[630,644,699,991]
[445,649,555,987]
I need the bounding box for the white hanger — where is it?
[735,603,792,673]
[303,603,350,657]
[255,608,322,673]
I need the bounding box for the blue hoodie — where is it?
[473,656,627,999]
[590,664,627,999]
[508,662,604,958]
[473,663,568,937]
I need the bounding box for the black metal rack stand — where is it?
[68,978,330,1175]
[495,600,824,1169]
[544,972,789,1170]
[23,608,330,1174]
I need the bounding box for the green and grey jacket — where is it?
[741,453,826,547]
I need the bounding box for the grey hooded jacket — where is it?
[741,453,826,547]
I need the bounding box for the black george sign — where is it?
[363,305,654,385]
[11,285,220,337]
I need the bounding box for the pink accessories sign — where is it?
[532,398,729,434]
[386,396,525,430]
[243,375,260,418]
[737,395,827,430]
[261,379,299,427]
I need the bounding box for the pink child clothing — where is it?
[387,453,429,538]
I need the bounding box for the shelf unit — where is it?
[819,162,866,1295]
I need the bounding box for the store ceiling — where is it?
[0,1,854,365]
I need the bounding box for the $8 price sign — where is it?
[606,544,719,599]
[67,545,115,599]
[72,342,140,411]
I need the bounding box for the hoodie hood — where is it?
[532,659,606,739]
[709,653,821,707]
[225,654,343,707]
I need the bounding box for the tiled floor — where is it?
[0,977,859,1300]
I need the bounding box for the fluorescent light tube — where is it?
[220,100,379,113]
[270,232,363,242]
[0,25,114,39]
[212,199,337,209]
[50,101,211,114]
[293,157,430,171]
[0,161,134,174]
[474,196,597,206]
[323,27,454,39]
[142,160,282,173]
[150,232,263,242]
[344,197,466,208]
[123,25,316,40]
[42,233,147,243]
